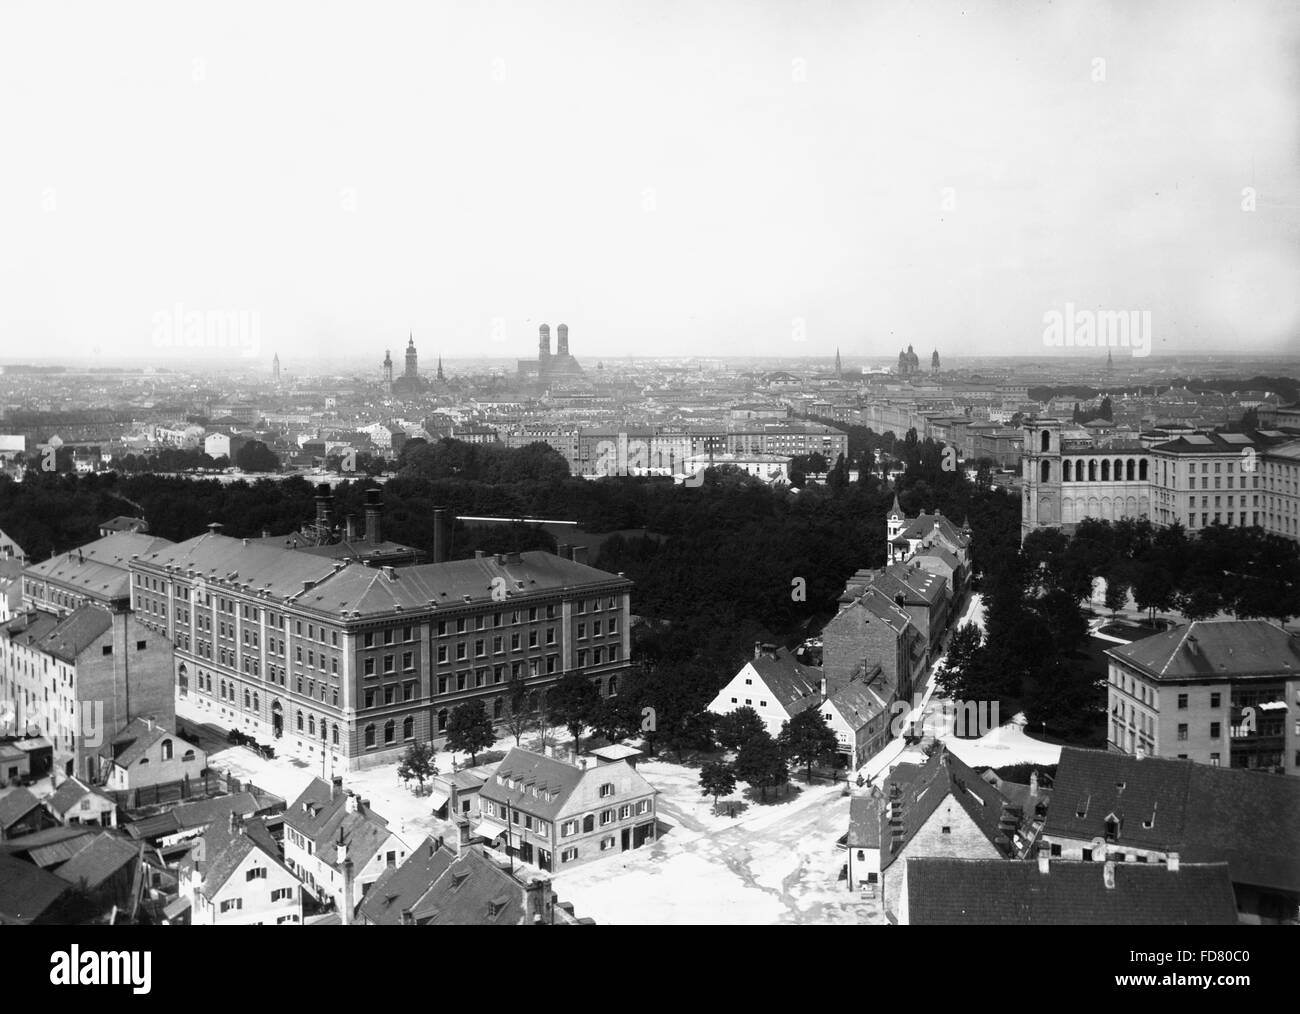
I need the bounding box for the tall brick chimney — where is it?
[364,489,383,546]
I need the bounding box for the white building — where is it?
[180,814,303,925]
[707,644,822,739]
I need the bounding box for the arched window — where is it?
[332,724,339,746]
[1139,459,1148,480]
[308,715,315,735]
[528,691,540,714]
[1126,459,1135,481]
[384,720,396,744]
[1041,429,1051,452]
[403,716,414,741]
[364,724,375,747]
[178,664,188,697]
[1088,459,1097,481]
[1063,460,1072,482]
[1113,459,1122,480]
[437,708,449,732]
[253,693,259,711]
[1040,460,1051,483]
[161,739,173,761]
[608,675,619,697]
[244,689,250,709]
[182,749,196,762]
[1101,460,1110,481]
[296,711,303,731]
[493,697,503,719]
[583,814,595,833]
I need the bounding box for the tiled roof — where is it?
[47,777,112,817]
[904,858,1239,925]
[410,847,526,925]
[1044,747,1300,893]
[54,833,138,890]
[0,788,43,829]
[24,533,171,601]
[1106,619,1300,681]
[0,611,61,648]
[847,794,880,848]
[880,748,1018,870]
[826,680,889,730]
[137,535,629,619]
[479,749,587,821]
[357,836,455,925]
[187,816,287,899]
[0,851,70,924]
[103,718,171,768]
[284,778,392,871]
[746,650,822,710]
[37,604,113,662]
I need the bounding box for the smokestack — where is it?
[332,775,344,800]
[345,514,358,541]
[556,323,569,357]
[571,545,588,565]
[539,324,551,360]
[432,507,447,563]
[338,829,355,926]
[315,483,335,531]
[1029,770,1039,797]
[364,489,383,546]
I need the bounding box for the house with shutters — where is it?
[179,813,303,925]
[475,746,657,872]
[844,746,1029,918]
[282,776,409,919]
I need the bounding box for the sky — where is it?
[1,0,1297,367]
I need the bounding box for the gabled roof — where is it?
[102,717,175,768]
[880,748,1018,870]
[54,833,138,889]
[357,836,455,925]
[847,794,881,848]
[47,777,113,817]
[24,532,171,602]
[1105,619,1300,681]
[284,778,392,871]
[479,749,588,821]
[826,680,890,731]
[0,788,43,829]
[186,817,288,900]
[905,858,1239,925]
[1045,747,1300,892]
[745,650,823,711]
[37,604,113,662]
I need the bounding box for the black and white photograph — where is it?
[0,0,1295,983]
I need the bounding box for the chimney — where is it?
[571,545,587,565]
[1103,861,1115,889]
[506,551,522,565]
[1134,744,1144,760]
[1167,851,1180,872]
[432,507,447,563]
[335,828,347,866]
[525,877,550,922]
[754,641,763,660]
[345,794,358,814]
[345,514,358,541]
[475,549,485,559]
[400,907,414,926]
[315,483,335,531]
[557,544,571,560]
[339,830,355,926]
[332,775,344,800]
[1029,770,1039,797]
[1037,841,1050,874]
[364,489,383,546]
[206,522,223,534]
[261,527,271,539]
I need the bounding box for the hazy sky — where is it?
[1,0,1297,365]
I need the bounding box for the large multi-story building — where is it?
[1104,619,1300,776]
[21,531,171,616]
[128,528,632,771]
[1019,418,1300,542]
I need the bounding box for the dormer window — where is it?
[1104,814,1121,841]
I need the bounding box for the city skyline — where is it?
[2,0,1297,362]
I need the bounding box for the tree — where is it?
[547,671,602,754]
[235,440,280,473]
[592,693,642,745]
[778,708,839,783]
[397,740,438,791]
[734,730,789,801]
[446,700,496,765]
[714,706,766,751]
[935,622,983,698]
[503,672,533,745]
[699,761,737,813]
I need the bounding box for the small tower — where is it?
[272,353,281,384]
[538,324,551,363]
[436,355,445,383]
[557,323,569,358]
[835,347,842,376]
[382,349,394,389]
[886,492,906,561]
[1021,418,1064,541]
[931,349,940,374]
[405,334,418,379]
